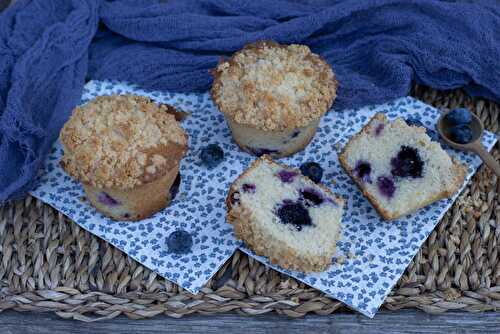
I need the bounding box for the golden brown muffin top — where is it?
[211,41,338,131]
[60,95,188,189]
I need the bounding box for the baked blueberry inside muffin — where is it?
[60,95,188,221]
[211,41,338,158]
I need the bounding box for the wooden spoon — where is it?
[436,110,500,178]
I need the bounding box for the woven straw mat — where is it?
[0,85,499,322]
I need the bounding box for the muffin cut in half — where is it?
[339,113,466,220]
[227,156,344,272]
[211,40,338,158]
[60,95,188,221]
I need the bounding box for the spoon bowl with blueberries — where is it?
[437,108,500,177]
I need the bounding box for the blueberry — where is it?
[200,144,224,168]
[169,173,181,200]
[377,176,396,198]
[449,124,473,144]
[166,229,193,254]
[276,202,312,231]
[300,162,323,183]
[98,192,120,206]
[391,146,424,178]
[277,170,298,183]
[354,161,372,183]
[445,108,472,126]
[242,183,256,193]
[300,188,324,206]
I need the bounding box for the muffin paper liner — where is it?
[31,80,497,317]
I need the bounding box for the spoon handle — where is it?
[471,142,500,178]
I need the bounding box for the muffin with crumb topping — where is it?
[60,95,188,221]
[211,41,338,158]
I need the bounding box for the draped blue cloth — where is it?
[1,0,499,202]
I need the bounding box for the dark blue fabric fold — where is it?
[1,0,499,202]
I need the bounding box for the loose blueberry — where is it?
[200,144,224,168]
[445,108,472,126]
[169,173,181,200]
[449,124,473,144]
[377,176,396,198]
[98,192,120,206]
[300,162,323,183]
[300,188,324,206]
[277,170,298,183]
[391,146,424,178]
[242,183,256,193]
[354,161,372,183]
[291,130,301,138]
[276,202,312,231]
[166,229,193,254]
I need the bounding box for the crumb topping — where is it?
[60,95,188,189]
[211,41,338,131]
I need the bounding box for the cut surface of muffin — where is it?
[339,113,466,220]
[227,156,344,272]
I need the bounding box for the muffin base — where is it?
[83,164,180,221]
[227,118,319,158]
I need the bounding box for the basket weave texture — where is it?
[0,85,499,321]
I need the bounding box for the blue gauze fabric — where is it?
[1,0,499,202]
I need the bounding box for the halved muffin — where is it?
[227,156,344,272]
[339,113,466,220]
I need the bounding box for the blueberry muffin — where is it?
[211,41,338,158]
[339,113,466,220]
[60,95,188,221]
[227,156,344,272]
